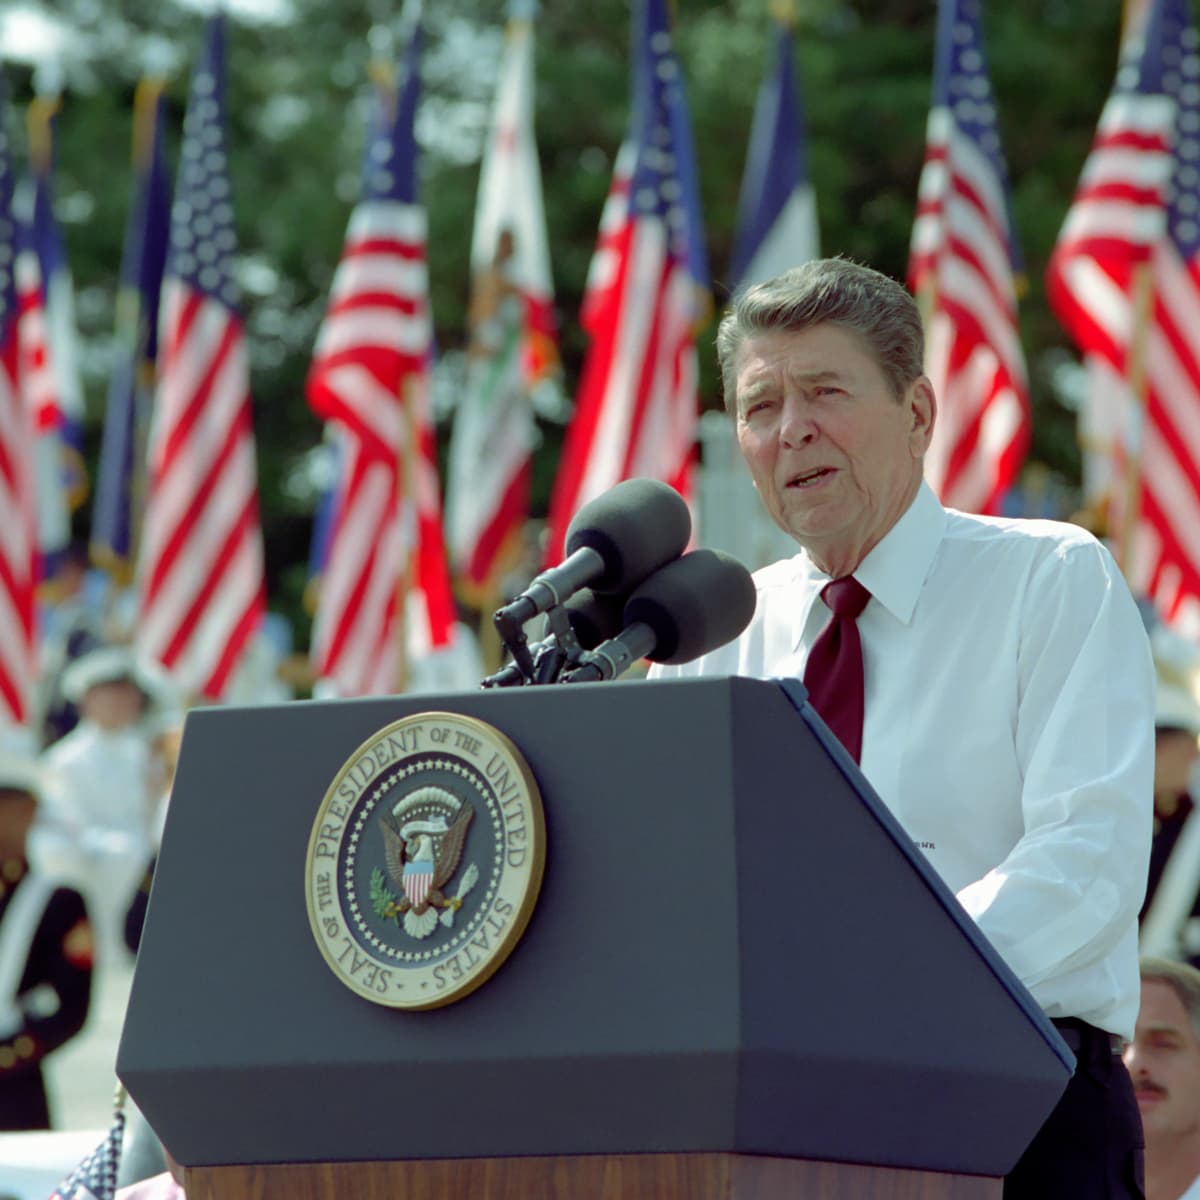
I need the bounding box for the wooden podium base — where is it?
[183,1151,1002,1199]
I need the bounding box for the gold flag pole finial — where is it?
[770,0,798,26]
[26,94,61,174]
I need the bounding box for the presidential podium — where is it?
[116,676,1073,1199]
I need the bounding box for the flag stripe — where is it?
[306,28,456,697]
[907,0,1030,516]
[444,13,555,596]
[136,16,267,700]
[1047,0,1200,630]
[0,78,39,724]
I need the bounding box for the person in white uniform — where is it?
[39,647,173,967]
[1126,958,1200,1200]
[651,257,1153,1197]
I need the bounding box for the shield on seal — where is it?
[403,859,434,909]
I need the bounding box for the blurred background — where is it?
[0,0,1126,668]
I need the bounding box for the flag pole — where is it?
[368,51,414,696]
[1112,0,1153,576]
[394,375,415,695]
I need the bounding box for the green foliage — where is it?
[370,865,401,921]
[5,0,1132,637]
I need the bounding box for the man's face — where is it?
[0,788,36,858]
[1124,979,1200,1145]
[80,678,146,731]
[1156,727,1200,800]
[733,323,935,577]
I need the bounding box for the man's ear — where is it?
[907,375,936,455]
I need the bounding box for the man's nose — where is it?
[779,398,816,449]
[1122,1041,1145,1076]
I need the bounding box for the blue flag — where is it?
[91,79,171,583]
[731,16,819,290]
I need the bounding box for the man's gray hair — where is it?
[715,257,926,411]
[1141,955,1200,1039]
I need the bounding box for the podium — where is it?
[117,675,1072,1198]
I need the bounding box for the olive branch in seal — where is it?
[370,867,402,922]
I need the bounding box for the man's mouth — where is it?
[1134,1085,1166,1106]
[786,467,835,488]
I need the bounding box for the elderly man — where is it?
[1126,958,1200,1200]
[652,258,1153,1196]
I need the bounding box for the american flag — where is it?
[543,0,709,564]
[907,0,1030,515]
[49,1089,127,1200]
[0,73,39,727]
[730,7,820,290]
[306,27,456,696]
[13,101,72,582]
[1046,0,1200,632]
[93,79,170,583]
[24,99,88,515]
[14,201,69,580]
[444,3,557,603]
[135,16,267,699]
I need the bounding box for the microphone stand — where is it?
[491,607,536,684]
[532,606,585,684]
[482,604,588,688]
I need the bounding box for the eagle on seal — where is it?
[379,786,474,938]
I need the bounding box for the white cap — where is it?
[60,645,172,709]
[1152,624,1200,733]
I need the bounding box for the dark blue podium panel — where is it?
[118,676,1069,1177]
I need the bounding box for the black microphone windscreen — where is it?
[563,589,627,650]
[622,548,757,665]
[564,478,691,594]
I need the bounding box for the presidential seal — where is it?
[305,712,545,1009]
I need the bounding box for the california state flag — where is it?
[444,6,557,603]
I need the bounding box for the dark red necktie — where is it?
[803,577,871,763]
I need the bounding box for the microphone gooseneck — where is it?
[487,479,692,685]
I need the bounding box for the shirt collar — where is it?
[790,480,946,639]
[854,480,946,625]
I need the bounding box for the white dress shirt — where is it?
[652,482,1154,1038]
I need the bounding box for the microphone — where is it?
[491,478,691,679]
[480,589,627,688]
[555,588,628,650]
[562,548,757,683]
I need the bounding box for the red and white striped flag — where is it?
[136,16,266,699]
[0,76,39,727]
[444,7,557,601]
[308,431,407,695]
[908,0,1030,515]
[14,223,71,579]
[1046,0,1200,631]
[307,29,456,696]
[20,95,90,584]
[544,0,709,564]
